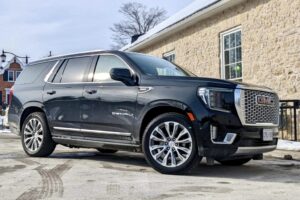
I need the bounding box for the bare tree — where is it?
[111,2,167,50]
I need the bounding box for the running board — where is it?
[53,135,140,149]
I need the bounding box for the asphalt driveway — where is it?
[0,134,300,200]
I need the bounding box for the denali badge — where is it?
[256,95,274,106]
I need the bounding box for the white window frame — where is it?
[7,70,14,82]
[5,88,10,104]
[163,51,175,63]
[15,71,22,80]
[220,26,242,81]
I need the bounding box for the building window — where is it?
[221,27,242,81]
[8,70,14,82]
[163,51,175,63]
[16,71,22,80]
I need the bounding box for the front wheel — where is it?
[142,113,200,174]
[217,158,251,166]
[21,112,56,157]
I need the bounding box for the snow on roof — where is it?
[0,57,25,75]
[121,0,220,51]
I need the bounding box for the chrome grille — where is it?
[235,88,279,126]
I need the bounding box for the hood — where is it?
[141,76,274,91]
[142,76,236,88]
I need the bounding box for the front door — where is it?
[43,56,92,137]
[81,55,138,142]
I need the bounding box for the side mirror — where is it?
[110,68,135,85]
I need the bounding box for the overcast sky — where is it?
[0,0,194,62]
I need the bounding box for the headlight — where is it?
[198,87,234,112]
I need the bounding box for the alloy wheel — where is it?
[149,121,193,168]
[23,118,44,152]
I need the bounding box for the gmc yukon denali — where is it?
[8,50,279,174]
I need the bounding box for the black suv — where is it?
[8,50,279,174]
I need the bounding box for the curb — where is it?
[266,150,300,161]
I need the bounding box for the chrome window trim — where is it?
[53,127,132,137]
[44,53,137,85]
[44,60,60,82]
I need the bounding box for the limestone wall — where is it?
[137,0,300,99]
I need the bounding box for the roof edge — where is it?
[30,49,105,64]
[122,0,246,52]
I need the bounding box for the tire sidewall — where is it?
[21,112,51,156]
[142,113,199,174]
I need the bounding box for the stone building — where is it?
[122,0,300,100]
[0,57,24,111]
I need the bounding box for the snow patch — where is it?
[0,115,10,133]
[0,129,11,134]
[277,139,300,151]
[0,116,4,125]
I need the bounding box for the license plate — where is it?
[263,129,274,141]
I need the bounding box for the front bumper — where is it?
[234,145,276,156]
[194,121,278,159]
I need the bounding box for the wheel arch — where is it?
[20,102,46,132]
[138,100,195,142]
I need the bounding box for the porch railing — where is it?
[279,100,300,141]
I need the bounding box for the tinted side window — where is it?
[15,61,56,85]
[93,55,128,82]
[60,57,91,83]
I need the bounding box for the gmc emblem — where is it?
[256,95,274,106]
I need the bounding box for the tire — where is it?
[217,158,251,166]
[97,148,118,154]
[142,113,201,174]
[21,112,56,157]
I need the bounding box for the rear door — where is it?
[43,56,93,137]
[81,54,138,141]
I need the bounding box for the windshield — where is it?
[126,52,193,77]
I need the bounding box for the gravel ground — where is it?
[1,134,300,200]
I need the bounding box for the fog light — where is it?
[224,133,237,144]
[210,125,237,145]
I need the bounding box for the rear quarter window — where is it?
[59,57,92,83]
[15,61,57,85]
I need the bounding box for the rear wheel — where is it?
[21,112,56,157]
[97,148,118,154]
[217,158,251,166]
[143,113,200,174]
